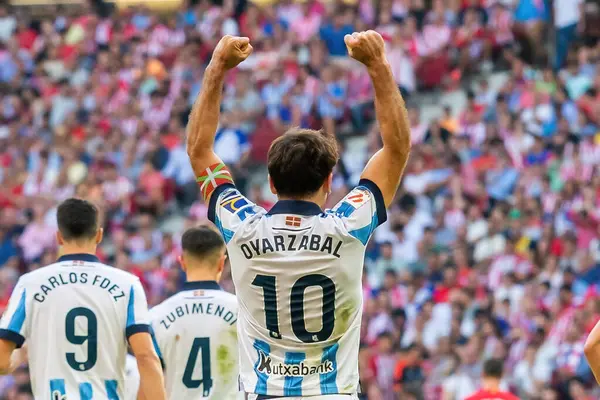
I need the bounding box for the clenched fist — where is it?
[344,30,386,69]
[211,35,253,71]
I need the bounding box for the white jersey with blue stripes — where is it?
[149,281,239,400]
[208,179,387,397]
[0,254,150,400]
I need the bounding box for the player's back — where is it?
[150,281,239,400]
[0,254,149,399]
[210,181,386,396]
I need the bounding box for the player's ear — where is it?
[268,175,277,195]
[95,228,103,245]
[323,172,333,195]
[177,255,187,273]
[56,231,64,246]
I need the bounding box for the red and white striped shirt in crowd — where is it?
[387,45,416,92]
[95,19,112,45]
[548,307,577,344]
[580,140,600,180]
[290,14,322,44]
[418,23,451,57]
[488,254,533,290]
[389,285,410,309]
[556,340,586,374]
[489,6,513,46]
[120,118,139,137]
[106,89,130,115]
[141,75,182,131]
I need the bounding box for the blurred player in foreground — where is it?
[465,359,518,400]
[186,32,411,398]
[0,198,166,400]
[585,318,600,384]
[150,226,239,400]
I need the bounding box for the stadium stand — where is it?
[0,0,599,398]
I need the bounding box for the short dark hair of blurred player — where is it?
[56,198,103,254]
[180,225,227,281]
[464,358,518,400]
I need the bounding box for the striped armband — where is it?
[196,162,234,201]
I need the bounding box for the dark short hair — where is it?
[267,128,338,198]
[181,226,225,261]
[482,358,504,379]
[57,198,99,241]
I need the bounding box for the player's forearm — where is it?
[136,353,167,400]
[186,62,226,170]
[585,320,600,383]
[367,61,411,158]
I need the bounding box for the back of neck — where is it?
[186,270,219,282]
[481,377,501,392]
[60,244,97,257]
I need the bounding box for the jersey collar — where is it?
[57,253,100,263]
[268,200,323,216]
[181,281,222,291]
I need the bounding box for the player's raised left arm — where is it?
[0,280,28,375]
[186,35,253,203]
[585,319,600,383]
[346,31,411,207]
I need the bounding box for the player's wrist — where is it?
[366,59,391,76]
[207,59,228,75]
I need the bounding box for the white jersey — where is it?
[124,354,140,400]
[150,281,239,400]
[0,254,150,399]
[208,180,386,397]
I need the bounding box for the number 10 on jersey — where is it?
[252,274,336,343]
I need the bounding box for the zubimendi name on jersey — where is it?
[256,350,334,377]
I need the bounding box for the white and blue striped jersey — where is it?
[150,281,239,400]
[0,253,151,399]
[208,179,387,397]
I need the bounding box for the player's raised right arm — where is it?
[346,31,411,207]
[186,35,253,203]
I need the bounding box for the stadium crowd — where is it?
[0,0,600,398]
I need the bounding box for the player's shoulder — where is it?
[328,179,385,216]
[149,292,183,318]
[16,262,62,285]
[213,289,238,310]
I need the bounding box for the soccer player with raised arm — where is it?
[187,32,411,399]
[0,198,166,400]
[150,226,239,400]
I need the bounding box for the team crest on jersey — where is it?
[220,192,249,212]
[256,350,333,377]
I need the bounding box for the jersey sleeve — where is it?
[125,279,151,338]
[0,279,29,348]
[207,184,265,243]
[328,179,387,245]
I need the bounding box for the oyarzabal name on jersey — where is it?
[240,234,342,259]
[33,272,126,303]
[257,351,333,376]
